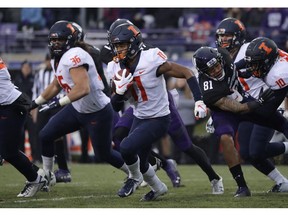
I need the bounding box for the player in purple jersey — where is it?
[216,17,288,193]
[30,20,129,192]
[193,46,278,197]
[0,57,52,197]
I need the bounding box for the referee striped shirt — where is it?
[32,66,64,101]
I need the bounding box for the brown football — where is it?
[111,69,131,94]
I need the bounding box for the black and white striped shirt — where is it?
[32,66,64,101]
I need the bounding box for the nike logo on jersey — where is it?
[138,70,145,74]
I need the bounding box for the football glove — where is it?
[277,108,288,119]
[39,100,60,113]
[29,100,39,111]
[113,70,133,95]
[248,88,275,111]
[258,88,275,105]
[205,117,215,134]
[194,100,207,119]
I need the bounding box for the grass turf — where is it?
[0,163,288,209]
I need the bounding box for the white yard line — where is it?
[9,194,114,204]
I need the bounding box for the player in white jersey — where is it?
[104,19,224,193]
[31,53,71,183]
[30,20,129,191]
[107,19,207,201]
[0,57,51,197]
[244,37,288,114]
[216,18,288,193]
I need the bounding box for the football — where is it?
[111,69,132,94]
[114,69,130,81]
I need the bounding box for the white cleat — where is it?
[211,176,224,195]
[268,182,288,193]
[17,169,48,198]
[38,169,56,192]
[140,182,168,201]
[279,182,288,192]
[140,180,148,187]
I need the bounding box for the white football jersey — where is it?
[235,43,269,99]
[0,59,21,105]
[264,49,288,90]
[107,47,170,119]
[51,47,110,113]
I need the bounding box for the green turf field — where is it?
[0,163,288,208]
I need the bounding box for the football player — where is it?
[30,20,130,191]
[193,46,278,197]
[102,19,224,193]
[107,18,218,201]
[215,18,288,193]
[50,21,114,183]
[31,53,72,183]
[0,57,51,197]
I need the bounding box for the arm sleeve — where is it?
[111,94,126,112]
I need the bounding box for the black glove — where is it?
[29,100,39,111]
[258,88,275,105]
[247,88,275,111]
[11,93,32,114]
[39,100,60,113]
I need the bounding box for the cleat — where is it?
[54,169,72,183]
[118,177,143,197]
[140,182,168,201]
[268,182,288,193]
[38,169,56,192]
[163,159,181,187]
[17,169,48,198]
[234,186,251,197]
[140,180,148,187]
[211,176,224,194]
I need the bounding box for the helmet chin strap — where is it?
[216,70,225,81]
[206,69,225,81]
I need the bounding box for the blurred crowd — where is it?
[0,8,288,50]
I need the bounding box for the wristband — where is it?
[35,95,47,105]
[111,94,125,112]
[59,96,71,106]
[187,76,203,101]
